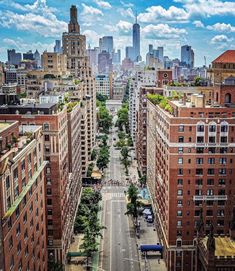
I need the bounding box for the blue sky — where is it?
[0,0,235,66]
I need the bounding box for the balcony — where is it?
[193,195,228,201]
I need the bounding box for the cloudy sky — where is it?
[0,0,235,66]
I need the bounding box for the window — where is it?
[47,188,52,195]
[178,136,184,143]
[196,158,203,164]
[177,210,182,216]
[177,221,182,227]
[47,199,52,205]
[217,210,224,217]
[196,147,204,153]
[207,168,214,175]
[195,189,202,195]
[21,160,25,171]
[196,169,203,175]
[178,147,183,154]
[219,179,225,185]
[15,206,20,218]
[219,168,226,175]
[44,135,50,141]
[177,189,183,196]
[207,189,213,196]
[178,125,184,132]
[197,136,204,143]
[220,147,227,153]
[206,210,213,216]
[221,124,228,132]
[6,176,10,189]
[177,200,183,206]
[178,168,183,175]
[43,123,50,131]
[16,223,21,236]
[219,158,226,164]
[218,189,225,195]
[194,210,200,216]
[208,147,216,153]
[221,136,228,143]
[23,212,27,224]
[197,125,204,132]
[47,209,53,215]
[209,124,216,132]
[177,179,183,185]
[209,136,216,143]
[10,255,14,269]
[207,179,214,185]
[9,236,13,249]
[196,179,203,185]
[24,229,28,241]
[178,158,183,164]
[13,168,18,180]
[17,241,21,255]
[208,158,215,164]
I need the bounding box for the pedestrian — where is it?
[158,258,160,264]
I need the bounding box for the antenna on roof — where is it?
[135,10,137,24]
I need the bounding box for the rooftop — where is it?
[203,236,235,257]
[212,50,235,64]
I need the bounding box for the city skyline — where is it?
[0,0,235,66]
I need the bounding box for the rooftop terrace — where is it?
[203,236,235,257]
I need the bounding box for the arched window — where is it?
[225,93,231,104]
[221,121,228,133]
[197,122,205,132]
[209,122,216,133]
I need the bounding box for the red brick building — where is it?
[0,121,47,271]
[157,69,173,87]
[0,102,83,265]
[147,55,235,270]
[136,86,163,175]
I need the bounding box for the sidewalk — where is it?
[129,158,167,271]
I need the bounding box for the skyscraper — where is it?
[54,40,62,53]
[99,36,113,54]
[132,14,141,62]
[63,5,96,174]
[7,49,22,66]
[181,45,194,68]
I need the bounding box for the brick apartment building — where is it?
[0,121,47,271]
[0,101,82,264]
[146,51,235,271]
[136,86,163,175]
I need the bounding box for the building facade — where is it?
[181,45,194,69]
[0,121,47,271]
[96,74,112,98]
[146,82,235,270]
[62,5,96,169]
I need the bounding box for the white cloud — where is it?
[83,30,100,47]
[3,37,54,53]
[119,7,135,19]
[94,0,112,9]
[81,4,104,16]
[211,34,233,44]
[207,23,235,32]
[0,10,67,37]
[142,24,187,39]
[193,20,205,28]
[181,0,235,17]
[104,20,132,36]
[0,0,66,38]
[138,5,189,23]
[120,1,134,8]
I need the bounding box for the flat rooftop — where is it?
[203,236,235,257]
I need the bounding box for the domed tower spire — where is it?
[68,5,80,33]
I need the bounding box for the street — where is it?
[99,121,140,271]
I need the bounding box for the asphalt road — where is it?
[100,125,140,271]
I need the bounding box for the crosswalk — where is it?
[103,192,125,200]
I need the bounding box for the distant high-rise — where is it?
[132,14,141,62]
[34,49,41,68]
[7,49,22,66]
[181,45,194,68]
[54,40,62,53]
[23,50,34,61]
[99,36,113,54]
[98,51,112,74]
[126,46,135,61]
[157,47,164,62]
